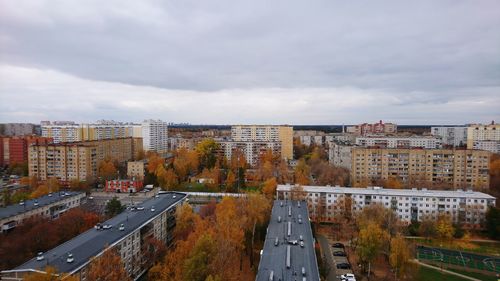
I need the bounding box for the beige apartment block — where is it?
[467,123,500,152]
[231,125,293,160]
[351,148,491,189]
[29,138,142,182]
[127,161,145,180]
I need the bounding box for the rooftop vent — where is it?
[269,270,274,281]
[66,253,74,263]
[36,252,44,261]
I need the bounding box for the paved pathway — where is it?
[317,233,337,281]
[412,259,481,281]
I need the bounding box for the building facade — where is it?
[471,140,500,154]
[355,136,442,149]
[127,161,145,180]
[351,148,491,189]
[142,119,169,153]
[1,192,187,281]
[0,136,53,167]
[466,123,500,153]
[0,123,39,136]
[28,138,142,182]
[328,143,352,170]
[346,120,397,136]
[277,185,496,228]
[105,179,143,193]
[42,121,139,143]
[0,191,85,232]
[231,125,293,160]
[218,141,281,167]
[431,126,467,147]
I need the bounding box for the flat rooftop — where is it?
[277,185,496,200]
[5,192,187,275]
[0,191,83,221]
[256,200,320,281]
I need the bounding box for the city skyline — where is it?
[1,0,499,124]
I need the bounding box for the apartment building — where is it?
[431,126,467,147]
[351,148,491,189]
[218,141,281,167]
[328,143,352,170]
[355,136,442,149]
[346,120,397,136]
[127,161,145,180]
[277,185,496,227]
[231,125,293,160]
[0,136,53,166]
[142,119,169,153]
[105,179,143,193]
[0,123,39,136]
[0,191,85,232]
[42,121,139,144]
[28,138,143,182]
[1,192,187,281]
[466,122,500,153]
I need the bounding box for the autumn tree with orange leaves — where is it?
[86,247,131,281]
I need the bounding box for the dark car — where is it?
[332,243,345,248]
[336,263,351,269]
[333,251,347,257]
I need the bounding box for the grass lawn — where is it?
[416,265,470,281]
[445,267,498,281]
[410,237,500,256]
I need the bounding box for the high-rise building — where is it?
[351,148,491,189]
[41,121,139,143]
[28,138,142,182]
[431,126,467,147]
[346,120,397,136]
[218,141,281,167]
[0,136,53,167]
[231,125,293,160]
[142,119,169,153]
[0,123,39,136]
[466,122,500,153]
[328,143,352,170]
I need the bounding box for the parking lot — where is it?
[317,234,356,281]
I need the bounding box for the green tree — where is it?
[486,207,500,240]
[195,139,219,170]
[105,197,124,217]
[183,233,216,281]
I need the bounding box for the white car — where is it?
[136,206,145,210]
[340,274,356,281]
[102,224,112,229]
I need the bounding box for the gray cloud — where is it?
[0,0,499,124]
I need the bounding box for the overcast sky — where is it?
[0,0,499,124]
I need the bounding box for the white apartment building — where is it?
[472,140,500,154]
[431,126,467,147]
[355,136,442,149]
[328,143,352,170]
[467,123,500,153]
[42,124,81,143]
[142,119,169,153]
[277,185,496,228]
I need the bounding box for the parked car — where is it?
[333,251,347,257]
[340,273,356,281]
[332,242,345,248]
[336,263,351,269]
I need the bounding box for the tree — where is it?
[2,188,12,205]
[485,207,500,240]
[183,233,216,281]
[156,165,178,190]
[98,158,118,180]
[196,139,219,170]
[86,247,131,281]
[147,153,165,174]
[105,197,124,217]
[241,193,271,267]
[356,222,390,274]
[24,266,78,281]
[389,235,412,279]
[31,184,49,199]
[294,159,310,185]
[386,177,404,189]
[262,177,278,200]
[174,148,199,181]
[225,170,236,192]
[418,216,437,240]
[175,204,200,240]
[436,214,455,240]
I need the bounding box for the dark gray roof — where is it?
[256,200,320,281]
[0,191,83,220]
[5,192,187,274]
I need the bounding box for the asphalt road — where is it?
[317,233,338,281]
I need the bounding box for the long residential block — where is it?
[277,184,496,228]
